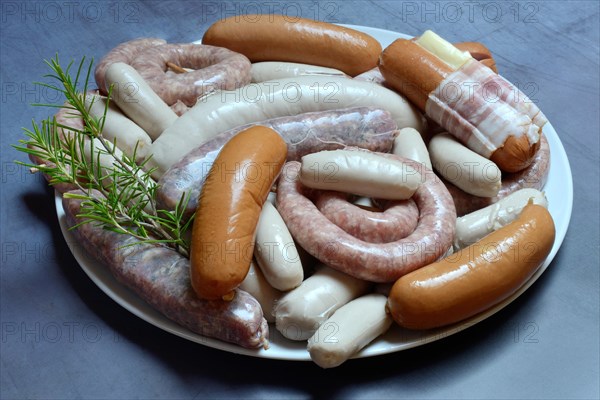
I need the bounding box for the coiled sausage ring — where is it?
[277,151,457,283]
[95,38,252,107]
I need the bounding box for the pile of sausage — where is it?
[33,15,556,368]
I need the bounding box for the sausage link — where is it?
[388,204,555,330]
[314,191,419,243]
[454,188,548,250]
[299,149,421,200]
[276,152,456,283]
[63,191,269,349]
[448,134,550,216]
[202,15,381,76]
[429,133,502,198]
[273,265,371,341]
[254,202,304,291]
[307,293,392,368]
[156,107,398,219]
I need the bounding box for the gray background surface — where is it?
[1,1,599,399]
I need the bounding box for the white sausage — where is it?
[104,62,178,141]
[307,294,392,368]
[454,188,548,250]
[429,132,501,197]
[392,127,432,170]
[84,93,152,162]
[299,150,421,200]
[254,202,304,291]
[239,261,281,323]
[82,138,155,203]
[147,76,424,177]
[251,61,346,82]
[273,265,371,341]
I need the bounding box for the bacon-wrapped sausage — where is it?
[379,30,547,172]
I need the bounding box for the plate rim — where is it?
[55,24,574,361]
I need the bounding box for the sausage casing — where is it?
[387,203,555,330]
[63,191,269,349]
[203,15,381,76]
[277,152,456,282]
[190,126,287,300]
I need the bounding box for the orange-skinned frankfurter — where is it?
[387,203,555,330]
[202,14,382,76]
[379,30,547,173]
[190,126,287,300]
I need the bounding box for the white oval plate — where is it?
[56,25,573,361]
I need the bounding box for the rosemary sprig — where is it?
[13,55,191,257]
